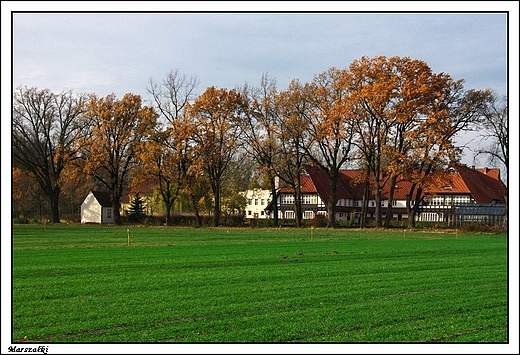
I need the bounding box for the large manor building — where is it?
[244,164,506,227]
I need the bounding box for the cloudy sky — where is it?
[3,2,518,167]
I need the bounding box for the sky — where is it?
[4,2,517,167]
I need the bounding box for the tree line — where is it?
[12,55,508,228]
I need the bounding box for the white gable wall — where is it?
[81,192,102,223]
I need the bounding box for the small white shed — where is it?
[81,191,114,224]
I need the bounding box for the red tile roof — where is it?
[277,164,506,205]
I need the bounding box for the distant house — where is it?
[242,189,272,220]
[264,163,506,227]
[81,191,114,224]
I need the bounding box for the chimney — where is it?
[471,165,475,170]
[484,167,489,174]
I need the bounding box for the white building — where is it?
[243,189,271,220]
[80,191,114,224]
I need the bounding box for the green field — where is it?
[11,225,508,343]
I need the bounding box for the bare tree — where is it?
[241,74,282,227]
[475,92,508,227]
[12,86,88,223]
[475,93,508,180]
[142,70,200,225]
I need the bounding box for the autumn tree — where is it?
[241,74,282,226]
[12,86,88,223]
[188,86,247,227]
[301,67,355,228]
[347,56,404,228]
[275,79,313,228]
[343,56,493,228]
[377,57,448,228]
[80,93,158,225]
[401,77,493,228]
[12,167,44,221]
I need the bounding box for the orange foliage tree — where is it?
[302,67,356,228]
[275,79,313,228]
[346,56,493,228]
[187,87,247,227]
[80,93,158,225]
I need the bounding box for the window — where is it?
[453,195,470,204]
[248,210,252,216]
[285,211,295,219]
[303,211,314,219]
[261,199,265,205]
[254,199,258,205]
[392,200,398,206]
[247,199,252,205]
[420,212,439,222]
[302,194,317,204]
[281,194,295,204]
[107,208,112,218]
[354,200,359,207]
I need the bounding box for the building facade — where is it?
[243,189,272,220]
[262,164,506,227]
[81,191,114,224]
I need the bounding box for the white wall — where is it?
[244,189,271,219]
[81,192,102,223]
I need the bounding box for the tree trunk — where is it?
[48,188,61,223]
[360,175,369,228]
[269,176,279,227]
[384,175,398,228]
[212,184,220,227]
[165,202,173,226]
[326,172,339,228]
[189,194,203,227]
[294,182,302,228]
[406,186,423,229]
[374,187,382,228]
[112,199,121,225]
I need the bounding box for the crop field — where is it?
[10,225,508,343]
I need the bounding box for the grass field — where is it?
[11,225,508,343]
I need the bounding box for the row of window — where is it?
[425,195,472,205]
[247,198,267,206]
[280,194,472,208]
[279,194,321,205]
[247,210,265,216]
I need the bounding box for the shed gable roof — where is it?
[91,191,112,207]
